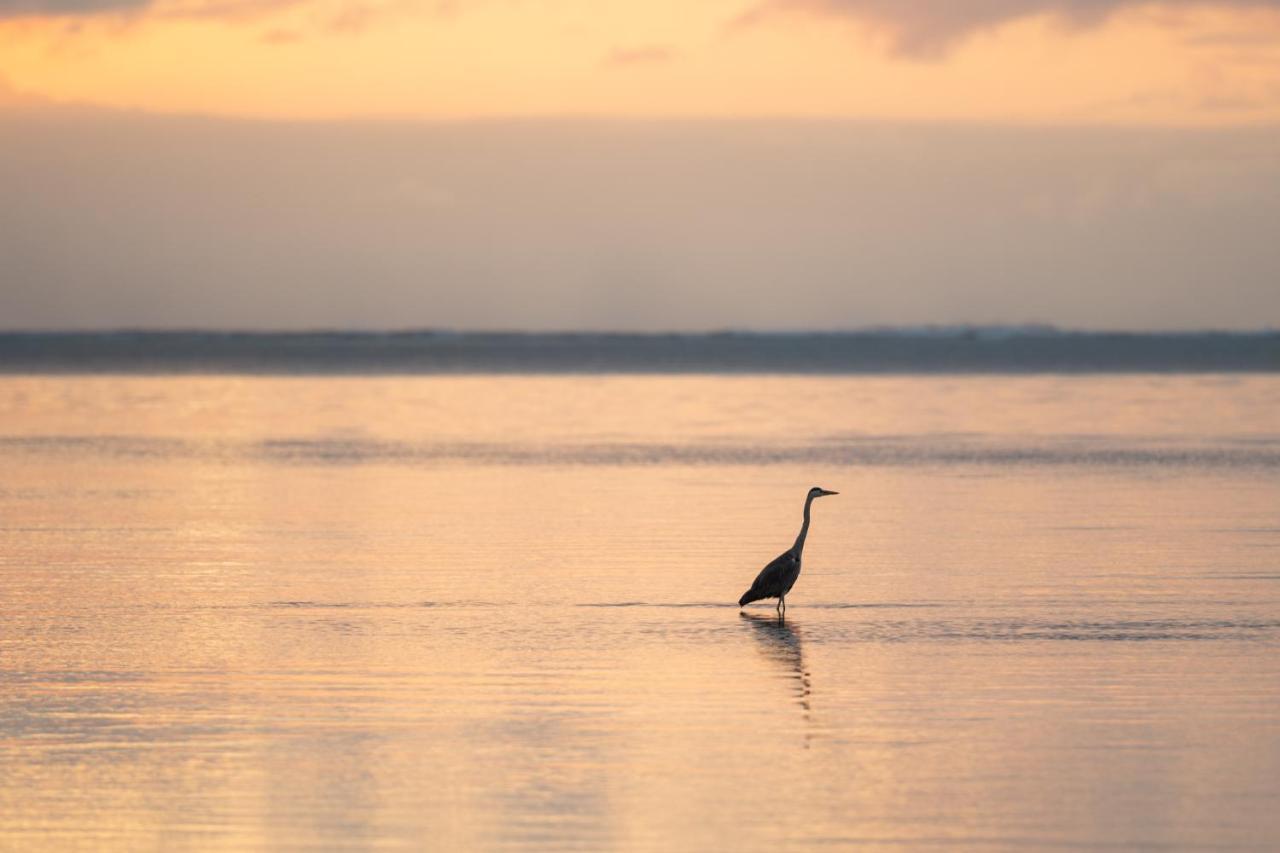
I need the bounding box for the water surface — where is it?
[2,374,1278,849]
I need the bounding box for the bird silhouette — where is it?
[738,486,837,616]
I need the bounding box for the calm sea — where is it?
[2,373,1278,850]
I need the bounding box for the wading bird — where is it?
[738,487,837,616]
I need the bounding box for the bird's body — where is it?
[738,486,837,615]
[738,549,801,607]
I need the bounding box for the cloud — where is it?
[0,0,146,17]
[259,24,299,41]
[603,45,678,68]
[0,0,303,20]
[156,0,307,22]
[0,0,451,37]
[1183,27,1280,46]
[320,0,414,35]
[0,73,52,109]
[743,0,1280,56]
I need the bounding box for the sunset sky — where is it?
[2,1,1279,329]
[5,0,1280,122]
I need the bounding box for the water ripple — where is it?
[2,434,1278,470]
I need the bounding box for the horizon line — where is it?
[2,326,1278,336]
[7,99,1280,133]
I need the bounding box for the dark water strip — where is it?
[2,434,1278,469]
[1,330,1277,373]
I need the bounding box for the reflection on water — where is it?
[1,374,1279,849]
[741,612,813,749]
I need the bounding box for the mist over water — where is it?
[2,373,1279,848]
[4,118,1279,332]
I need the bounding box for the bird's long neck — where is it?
[793,494,815,555]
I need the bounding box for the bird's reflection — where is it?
[739,611,812,723]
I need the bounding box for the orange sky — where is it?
[3,0,1280,123]
[4,0,1279,331]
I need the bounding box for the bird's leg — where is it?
[779,595,786,618]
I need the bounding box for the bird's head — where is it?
[808,486,838,499]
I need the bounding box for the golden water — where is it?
[2,375,1278,849]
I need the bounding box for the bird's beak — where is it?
[820,489,839,497]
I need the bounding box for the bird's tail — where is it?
[738,588,764,607]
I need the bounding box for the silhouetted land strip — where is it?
[1,330,1277,374]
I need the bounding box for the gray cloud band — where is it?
[762,0,1280,54]
[0,0,147,14]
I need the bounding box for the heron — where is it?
[738,486,838,616]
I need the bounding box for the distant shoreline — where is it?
[1,330,1277,374]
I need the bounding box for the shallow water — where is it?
[2,374,1279,849]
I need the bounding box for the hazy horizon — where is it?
[4,110,1278,333]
